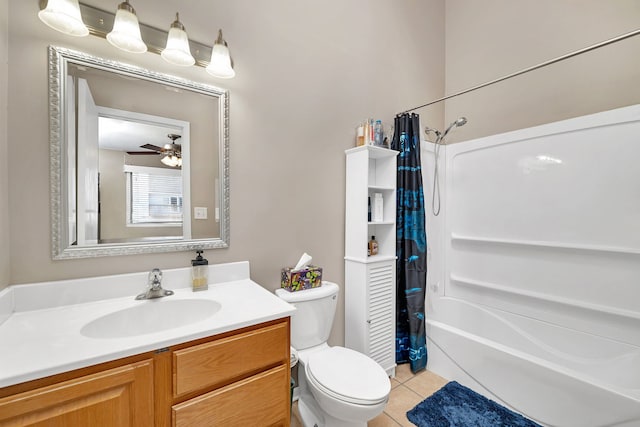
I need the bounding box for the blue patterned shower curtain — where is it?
[391,113,427,373]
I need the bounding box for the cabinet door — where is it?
[172,364,289,427]
[367,261,396,372]
[0,360,154,427]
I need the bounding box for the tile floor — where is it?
[291,364,449,427]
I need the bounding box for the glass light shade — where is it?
[206,43,235,79]
[38,0,89,37]
[162,27,195,66]
[107,4,147,54]
[161,154,180,167]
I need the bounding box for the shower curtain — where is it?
[391,113,428,373]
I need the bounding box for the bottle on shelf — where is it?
[374,120,383,146]
[369,119,375,145]
[372,193,383,222]
[356,124,365,146]
[368,236,379,256]
[363,120,371,145]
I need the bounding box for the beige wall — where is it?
[6,0,445,346]
[0,0,8,291]
[440,0,640,143]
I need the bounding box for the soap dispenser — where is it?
[191,250,209,291]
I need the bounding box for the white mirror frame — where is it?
[49,46,230,259]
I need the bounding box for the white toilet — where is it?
[276,281,390,427]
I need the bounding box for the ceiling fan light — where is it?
[206,29,235,79]
[161,154,179,167]
[38,0,89,37]
[107,1,147,54]
[161,13,195,67]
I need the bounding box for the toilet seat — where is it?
[306,346,390,406]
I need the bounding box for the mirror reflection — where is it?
[50,46,229,258]
[94,109,188,245]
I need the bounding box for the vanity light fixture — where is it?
[106,0,147,53]
[161,13,196,67]
[38,0,89,37]
[38,2,235,78]
[206,29,236,79]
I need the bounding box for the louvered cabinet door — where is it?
[366,261,396,374]
[344,259,397,376]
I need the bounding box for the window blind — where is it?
[125,167,183,225]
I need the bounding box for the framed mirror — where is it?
[49,46,229,259]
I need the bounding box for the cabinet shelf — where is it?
[368,221,395,226]
[346,146,397,259]
[368,185,394,192]
[346,145,398,159]
[344,255,397,264]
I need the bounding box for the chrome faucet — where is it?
[135,268,175,300]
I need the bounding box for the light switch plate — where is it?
[194,207,208,219]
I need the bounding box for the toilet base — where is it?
[297,396,324,427]
[298,395,367,427]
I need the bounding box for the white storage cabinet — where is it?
[344,146,397,377]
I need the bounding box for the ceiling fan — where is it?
[127,133,182,156]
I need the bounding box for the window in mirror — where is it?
[126,166,183,226]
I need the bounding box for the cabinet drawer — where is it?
[172,364,289,427]
[173,320,289,397]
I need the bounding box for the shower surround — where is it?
[423,104,640,427]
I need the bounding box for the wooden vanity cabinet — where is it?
[0,318,291,427]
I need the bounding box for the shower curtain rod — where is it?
[400,27,640,114]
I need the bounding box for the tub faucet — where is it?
[135,268,175,300]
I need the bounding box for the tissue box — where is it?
[281,266,323,292]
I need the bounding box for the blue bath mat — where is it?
[407,381,542,427]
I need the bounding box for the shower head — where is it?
[440,116,468,141]
[455,117,468,127]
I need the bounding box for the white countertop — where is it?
[0,262,295,388]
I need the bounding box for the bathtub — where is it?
[422,105,640,427]
[426,298,640,427]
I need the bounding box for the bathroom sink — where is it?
[81,298,221,339]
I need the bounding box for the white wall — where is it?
[0,0,9,291]
[440,0,640,142]
[6,0,445,345]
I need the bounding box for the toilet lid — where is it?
[306,347,390,405]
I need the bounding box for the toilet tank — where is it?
[275,281,339,350]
